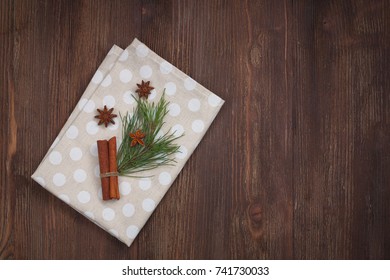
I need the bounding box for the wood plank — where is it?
[0,0,16,259]
[292,0,390,259]
[240,0,293,259]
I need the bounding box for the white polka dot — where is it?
[49,151,62,165]
[35,176,46,187]
[171,124,184,137]
[86,121,99,135]
[148,89,157,100]
[160,61,173,74]
[109,229,119,237]
[188,98,201,112]
[83,100,95,113]
[119,69,132,83]
[59,194,70,203]
[102,208,115,221]
[66,125,78,139]
[158,172,172,186]
[140,65,152,78]
[136,44,149,57]
[122,203,135,217]
[53,173,66,187]
[70,147,83,161]
[108,121,119,131]
[156,129,164,139]
[123,90,135,104]
[164,82,176,95]
[184,77,197,91]
[73,169,87,183]
[119,182,132,195]
[126,225,139,239]
[139,178,151,191]
[176,145,188,159]
[84,211,95,220]
[208,94,222,107]
[168,103,181,117]
[50,137,60,149]
[103,95,116,107]
[94,165,100,178]
[142,198,156,212]
[192,120,205,133]
[77,98,88,110]
[90,143,98,157]
[92,70,103,84]
[101,74,112,87]
[118,49,129,61]
[77,191,90,203]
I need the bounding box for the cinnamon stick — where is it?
[97,140,110,200]
[108,137,120,200]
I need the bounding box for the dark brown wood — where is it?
[0,0,389,259]
[291,0,390,259]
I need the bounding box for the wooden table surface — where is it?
[1,0,389,260]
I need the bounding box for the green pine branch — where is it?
[117,92,181,176]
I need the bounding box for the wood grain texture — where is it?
[0,0,389,259]
[292,0,390,259]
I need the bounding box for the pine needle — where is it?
[117,92,182,176]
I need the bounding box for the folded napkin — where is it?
[32,39,224,246]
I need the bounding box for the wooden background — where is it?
[1,0,389,259]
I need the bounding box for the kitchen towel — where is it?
[32,38,224,246]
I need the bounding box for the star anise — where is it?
[94,106,117,127]
[130,130,146,146]
[136,80,154,99]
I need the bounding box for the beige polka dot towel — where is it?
[31,39,224,246]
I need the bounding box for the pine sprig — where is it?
[117,93,181,176]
